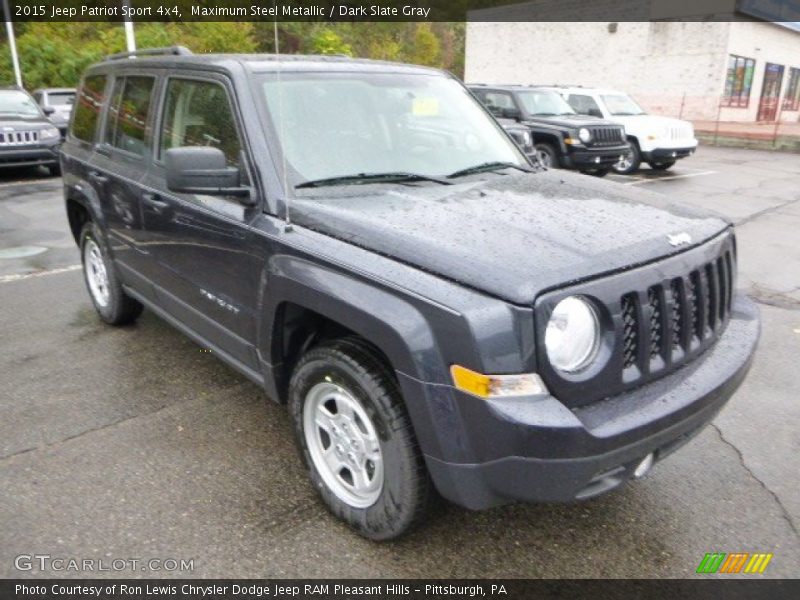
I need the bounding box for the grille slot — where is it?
[617,250,734,380]
[0,130,40,145]
[588,126,623,146]
[621,294,638,369]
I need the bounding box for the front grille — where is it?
[0,130,39,145]
[668,125,692,141]
[588,126,624,146]
[621,248,735,380]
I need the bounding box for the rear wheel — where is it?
[649,160,676,171]
[612,141,641,175]
[80,222,143,325]
[289,337,432,540]
[534,143,559,169]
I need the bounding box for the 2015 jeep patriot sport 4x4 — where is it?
[62,48,759,540]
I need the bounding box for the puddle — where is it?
[0,246,48,259]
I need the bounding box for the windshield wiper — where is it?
[447,161,534,179]
[532,112,557,116]
[295,172,451,189]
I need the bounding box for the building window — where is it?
[721,55,756,108]
[783,68,800,111]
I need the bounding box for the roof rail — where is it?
[105,46,192,61]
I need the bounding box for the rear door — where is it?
[89,74,158,284]
[138,73,263,369]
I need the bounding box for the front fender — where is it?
[259,253,464,461]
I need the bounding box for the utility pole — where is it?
[122,0,136,52]
[2,0,23,87]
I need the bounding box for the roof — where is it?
[32,88,76,93]
[88,46,443,77]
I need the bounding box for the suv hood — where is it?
[524,114,619,129]
[0,117,54,129]
[610,114,693,135]
[292,171,728,304]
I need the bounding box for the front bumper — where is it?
[0,144,60,169]
[642,146,697,162]
[413,294,759,510]
[564,145,631,170]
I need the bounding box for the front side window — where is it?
[782,67,800,111]
[159,79,241,167]
[71,75,107,142]
[104,76,155,156]
[721,55,756,108]
[0,90,42,118]
[515,91,576,117]
[258,72,525,186]
[568,94,602,116]
[600,94,647,116]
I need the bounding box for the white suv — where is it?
[552,87,698,174]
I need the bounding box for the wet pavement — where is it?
[0,148,798,578]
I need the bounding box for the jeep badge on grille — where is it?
[668,232,692,247]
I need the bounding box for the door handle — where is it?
[88,170,108,184]
[142,193,169,213]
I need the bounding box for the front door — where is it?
[757,63,785,122]
[139,75,264,371]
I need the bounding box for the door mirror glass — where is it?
[165,147,248,197]
[42,106,55,116]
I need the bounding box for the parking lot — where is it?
[1,145,798,578]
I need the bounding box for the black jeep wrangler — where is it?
[62,48,759,540]
[470,84,630,176]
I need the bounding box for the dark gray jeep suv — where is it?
[61,48,759,540]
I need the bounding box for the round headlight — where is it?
[545,296,600,373]
[578,127,592,143]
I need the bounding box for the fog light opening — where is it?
[634,453,654,479]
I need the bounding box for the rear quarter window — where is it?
[71,75,107,143]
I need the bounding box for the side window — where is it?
[104,76,155,156]
[71,75,107,142]
[568,94,601,116]
[159,79,241,167]
[483,92,515,111]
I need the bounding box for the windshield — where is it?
[48,92,75,107]
[258,72,526,186]
[601,94,647,116]
[515,91,576,116]
[0,90,42,117]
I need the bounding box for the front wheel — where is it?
[534,143,559,169]
[612,143,641,175]
[80,222,143,325]
[649,160,676,171]
[289,338,432,540]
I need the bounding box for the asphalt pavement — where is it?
[0,150,798,578]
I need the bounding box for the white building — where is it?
[466,18,800,124]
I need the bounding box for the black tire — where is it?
[79,222,143,325]
[48,163,61,177]
[612,140,641,175]
[534,143,560,169]
[649,160,676,171]
[289,337,432,540]
[580,168,610,177]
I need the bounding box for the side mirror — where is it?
[42,106,55,116]
[165,147,250,200]
[587,108,603,118]
[501,107,521,120]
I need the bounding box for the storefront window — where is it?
[721,55,756,108]
[783,68,800,111]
